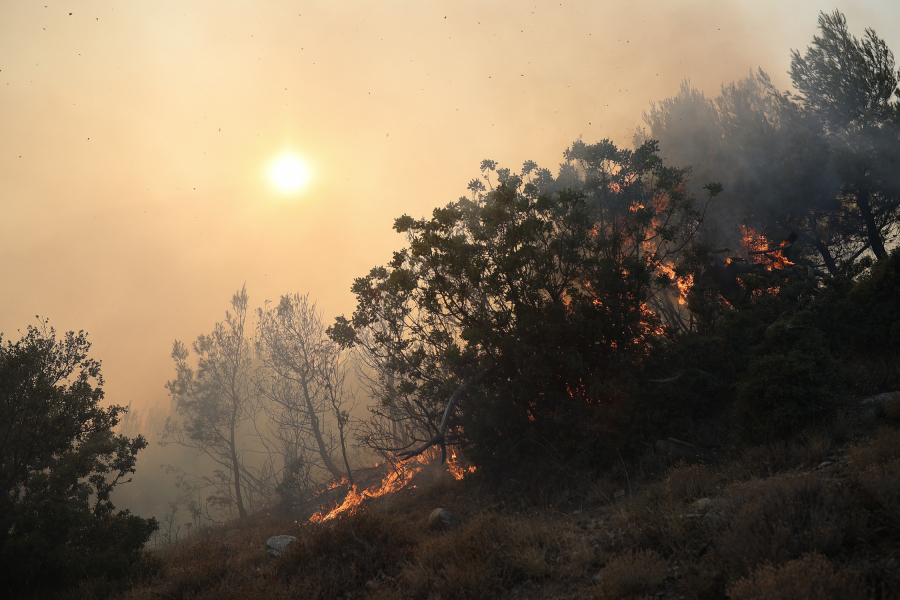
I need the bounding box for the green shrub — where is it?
[845,249,900,352]
[734,312,841,443]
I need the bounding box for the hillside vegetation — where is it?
[4,9,900,599]
[105,389,899,600]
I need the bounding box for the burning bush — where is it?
[332,139,718,475]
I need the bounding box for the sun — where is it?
[269,154,311,193]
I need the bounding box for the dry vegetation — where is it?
[83,392,900,600]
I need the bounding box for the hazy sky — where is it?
[2,1,898,414]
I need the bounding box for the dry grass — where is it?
[796,427,833,465]
[274,509,417,600]
[403,512,593,599]
[728,553,868,600]
[112,403,900,600]
[121,535,269,600]
[733,440,796,477]
[848,448,900,535]
[665,462,717,502]
[851,426,900,469]
[594,549,668,599]
[716,475,865,573]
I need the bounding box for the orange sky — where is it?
[2,0,898,414]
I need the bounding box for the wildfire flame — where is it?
[740,225,795,270]
[657,262,694,305]
[311,476,347,498]
[309,450,475,523]
[447,452,477,480]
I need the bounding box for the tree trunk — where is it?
[230,428,247,519]
[300,377,343,479]
[857,187,887,260]
[811,228,840,275]
[336,412,354,487]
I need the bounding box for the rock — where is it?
[427,508,462,530]
[860,391,899,420]
[817,461,833,469]
[703,512,724,528]
[266,535,297,558]
[692,497,712,510]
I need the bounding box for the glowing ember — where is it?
[740,225,768,256]
[312,476,347,498]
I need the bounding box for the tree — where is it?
[164,286,263,519]
[788,10,900,261]
[256,293,356,486]
[330,141,715,470]
[642,11,900,275]
[0,321,157,594]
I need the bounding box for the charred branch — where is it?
[395,366,495,462]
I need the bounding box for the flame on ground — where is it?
[309,450,475,523]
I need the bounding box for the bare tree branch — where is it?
[395,366,495,462]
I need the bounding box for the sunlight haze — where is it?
[2,0,898,420]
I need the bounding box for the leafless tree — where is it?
[163,285,270,519]
[256,293,357,486]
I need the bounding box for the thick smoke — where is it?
[636,11,900,274]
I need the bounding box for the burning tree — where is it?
[640,10,900,277]
[329,140,719,471]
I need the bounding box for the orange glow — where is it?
[740,226,795,270]
[309,449,475,523]
[447,452,477,480]
[312,476,348,498]
[657,262,693,305]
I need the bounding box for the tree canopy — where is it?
[331,140,718,470]
[640,10,900,275]
[0,321,157,594]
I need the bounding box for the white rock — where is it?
[427,508,462,530]
[266,535,297,558]
[692,497,712,510]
